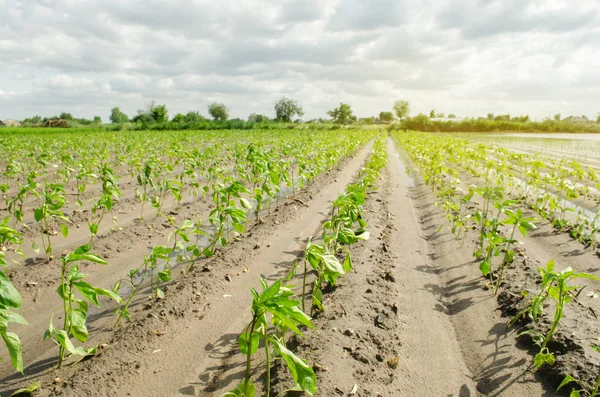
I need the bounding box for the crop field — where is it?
[1,128,600,396]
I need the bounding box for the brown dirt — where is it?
[4,135,599,397]
[0,142,374,396]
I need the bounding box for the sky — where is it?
[1,0,599,121]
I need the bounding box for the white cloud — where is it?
[0,0,598,121]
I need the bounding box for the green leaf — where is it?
[321,254,344,276]
[311,282,323,312]
[0,310,27,326]
[479,259,491,276]
[2,332,23,373]
[0,272,22,310]
[557,375,577,391]
[9,382,40,397]
[273,339,317,395]
[31,241,40,254]
[220,380,255,397]
[33,208,43,222]
[98,286,123,303]
[240,198,252,210]
[74,244,92,255]
[534,352,555,368]
[61,223,69,238]
[343,252,352,273]
[158,269,171,282]
[238,332,259,355]
[68,252,107,265]
[151,245,172,258]
[52,329,91,357]
[68,309,89,343]
[74,281,100,306]
[233,222,245,234]
[285,260,298,282]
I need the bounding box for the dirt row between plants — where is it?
[0,141,373,396]
[269,138,548,397]
[7,135,595,397]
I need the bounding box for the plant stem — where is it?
[302,259,307,313]
[542,284,565,351]
[243,314,258,395]
[114,272,145,328]
[265,336,271,397]
[493,225,517,295]
[58,259,68,368]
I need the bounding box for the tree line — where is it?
[13,98,600,132]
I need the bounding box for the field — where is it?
[1,128,600,396]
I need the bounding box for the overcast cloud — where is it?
[1,0,598,121]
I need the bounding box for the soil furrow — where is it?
[0,141,373,396]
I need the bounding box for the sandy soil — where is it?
[4,135,599,396]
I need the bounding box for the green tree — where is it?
[327,103,354,124]
[554,113,561,121]
[92,116,102,124]
[59,112,73,121]
[596,113,600,123]
[184,111,206,123]
[172,113,185,123]
[109,107,128,124]
[274,97,304,122]
[248,113,269,123]
[151,104,168,122]
[23,115,42,125]
[487,113,494,120]
[208,102,229,121]
[429,109,436,118]
[393,100,410,120]
[448,113,456,118]
[379,111,394,123]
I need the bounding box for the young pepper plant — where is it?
[44,245,122,368]
[492,209,536,295]
[0,220,27,373]
[509,260,598,369]
[33,183,69,258]
[223,278,316,397]
[302,240,346,314]
[88,164,121,245]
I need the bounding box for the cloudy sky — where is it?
[1,0,599,121]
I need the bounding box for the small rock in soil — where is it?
[225,275,232,282]
[366,288,373,294]
[386,356,399,369]
[392,303,399,314]
[344,328,355,336]
[375,313,387,328]
[376,353,384,362]
[313,363,328,372]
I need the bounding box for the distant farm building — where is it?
[570,116,589,123]
[44,119,70,128]
[0,119,22,127]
